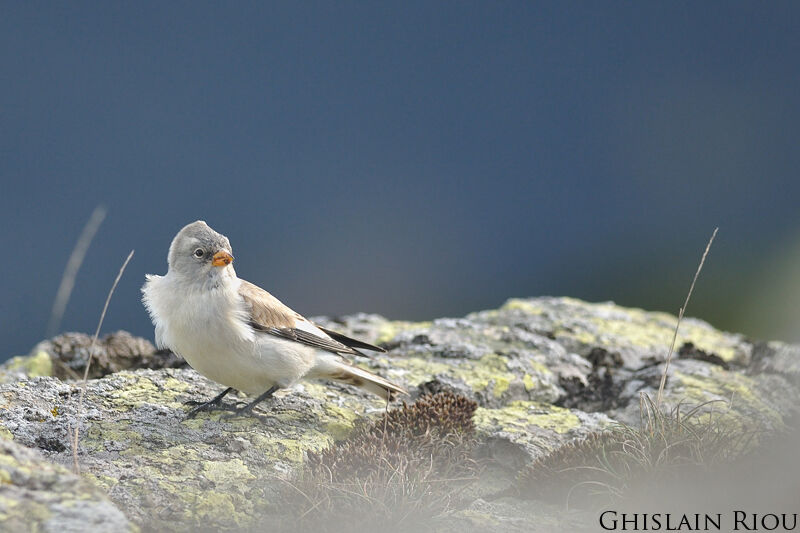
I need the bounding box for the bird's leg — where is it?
[184,387,234,418]
[225,385,280,418]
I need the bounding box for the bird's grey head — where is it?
[167,221,235,280]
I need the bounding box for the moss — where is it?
[0,425,12,441]
[288,393,480,532]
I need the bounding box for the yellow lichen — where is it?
[374,320,432,344]
[501,299,544,315]
[180,418,205,430]
[475,401,580,435]
[163,377,190,393]
[672,370,784,429]
[460,353,517,398]
[81,472,119,493]
[323,404,360,441]
[85,419,142,453]
[678,324,740,362]
[4,351,53,378]
[108,373,187,408]
[386,356,452,383]
[522,374,536,391]
[202,459,255,484]
[545,300,745,364]
[194,492,237,524]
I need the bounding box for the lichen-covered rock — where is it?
[318,298,797,430]
[0,369,389,531]
[0,436,132,532]
[0,331,185,383]
[0,297,797,532]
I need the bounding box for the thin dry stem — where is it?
[656,227,718,408]
[47,205,107,337]
[70,249,134,474]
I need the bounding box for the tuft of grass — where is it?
[281,392,481,533]
[512,396,758,509]
[510,228,759,509]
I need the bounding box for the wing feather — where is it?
[316,326,386,354]
[238,280,378,357]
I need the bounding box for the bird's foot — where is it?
[183,387,235,419]
[220,385,280,420]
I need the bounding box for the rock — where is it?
[0,297,797,531]
[1,331,185,382]
[0,435,132,532]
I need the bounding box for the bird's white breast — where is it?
[142,273,317,394]
[142,274,255,387]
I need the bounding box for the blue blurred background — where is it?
[3,2,799,359]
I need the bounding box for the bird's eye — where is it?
[193,248,204,258]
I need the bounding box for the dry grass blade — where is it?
[47,205,107,337]
[70,249,134,474]
[655,227,718,408]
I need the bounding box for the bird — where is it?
[142,220,406,418]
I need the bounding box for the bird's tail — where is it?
[310,355,407,400]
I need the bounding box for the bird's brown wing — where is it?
[316,326,386,354]
[238,280,365,356]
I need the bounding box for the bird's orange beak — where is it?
[211,251,234,267]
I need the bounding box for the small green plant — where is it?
[281,391,480,533]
